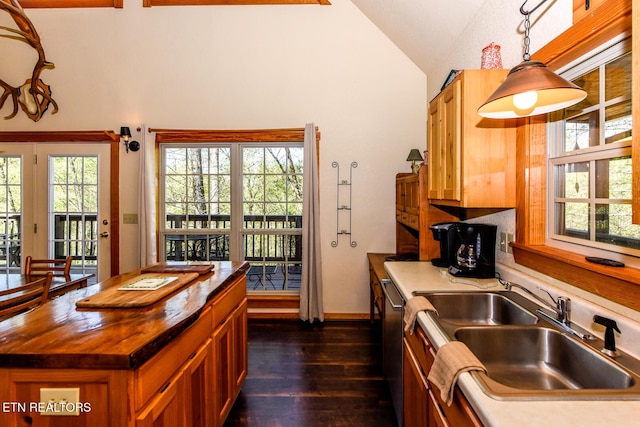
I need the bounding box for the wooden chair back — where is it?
[24,255,73,277]
[0,272,53,320]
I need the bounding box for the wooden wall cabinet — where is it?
[427,70,517,208]
[396,173,421,230]
[403,323,483,427]
[396,168,457,260]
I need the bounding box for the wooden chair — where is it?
[24,255,73,277]
[0,272,53,320]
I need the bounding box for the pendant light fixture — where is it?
[477,0,587,119]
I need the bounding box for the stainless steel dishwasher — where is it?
[381,278,404,427]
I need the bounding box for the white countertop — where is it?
[385,260,640,427]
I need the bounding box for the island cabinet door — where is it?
[182,339,213,427]
[212,314,234,427]
[0,369,128,427]
[232,299,248,395]
[135,370,182,427]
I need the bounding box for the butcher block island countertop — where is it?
[0,261,249,427]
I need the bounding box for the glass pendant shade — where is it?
[477,60,587,119]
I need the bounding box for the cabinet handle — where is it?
[160,380,171,394]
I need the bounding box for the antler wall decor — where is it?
[0,0,58,121]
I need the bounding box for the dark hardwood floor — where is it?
[224,319,398,427]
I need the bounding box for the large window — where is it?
[549,37,640,256]
[160,141,303,292]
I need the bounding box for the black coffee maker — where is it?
[430,222,497,278]
[429,222,459,268]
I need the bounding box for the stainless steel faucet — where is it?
[503,281,570,323]
[501,281,594,340]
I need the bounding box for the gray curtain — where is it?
[139,125,158,267]
[300,123,324,322]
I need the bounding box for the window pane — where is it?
[243,233,301,262]
[595,204,640,249]
[605,51,631,101]
[565,68,599,116]
[604,100,632,144]
[564,112,599,152]
[555,202,590,240]
[244,148,264,174]
[555,163,589,198]
[164,146,231,230]
[164,234,229,261]
[596,156,631,199]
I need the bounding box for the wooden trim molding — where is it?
[533,0,631,69]
[0,131,121,277]
[512,243,640,312]
[248,295,299,309]
[143,0,329,7]
[514,0,640,311]
[20,0,123,8]
[151,127,319,143]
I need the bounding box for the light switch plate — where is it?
[123,213,138,224]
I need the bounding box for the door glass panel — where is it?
[0,156,22,273]
[50,156,99,274]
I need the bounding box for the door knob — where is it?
[100,232,109,238]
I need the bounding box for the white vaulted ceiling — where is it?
[350,0,487,74]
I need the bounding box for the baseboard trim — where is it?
[247,310,371,321]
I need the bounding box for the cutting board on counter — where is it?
[75,272,200,309]
[141,262,214,275]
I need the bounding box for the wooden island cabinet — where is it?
[0,261,248,427]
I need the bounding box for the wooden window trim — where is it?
[143,0,330,7]
[20,0,123,8]
[151,127,318,143]
[0,131,121,277]
[512,0,640,311]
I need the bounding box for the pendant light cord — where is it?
[519,0,549,61]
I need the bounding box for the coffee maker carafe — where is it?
[448,223,497,278]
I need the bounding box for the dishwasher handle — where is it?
[381,279,403,311]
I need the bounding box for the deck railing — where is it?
[164,214,303,263]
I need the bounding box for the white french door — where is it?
[0,143,111,280]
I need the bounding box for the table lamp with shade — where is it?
[406,149,424,174]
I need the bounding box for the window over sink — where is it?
[548,37,640,261]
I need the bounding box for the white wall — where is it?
[1,1,426,315]
[426,0,573,101]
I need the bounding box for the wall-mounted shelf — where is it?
[332,161,357,247]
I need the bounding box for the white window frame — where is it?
[546,35,640,265]
[159,141,304,292]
